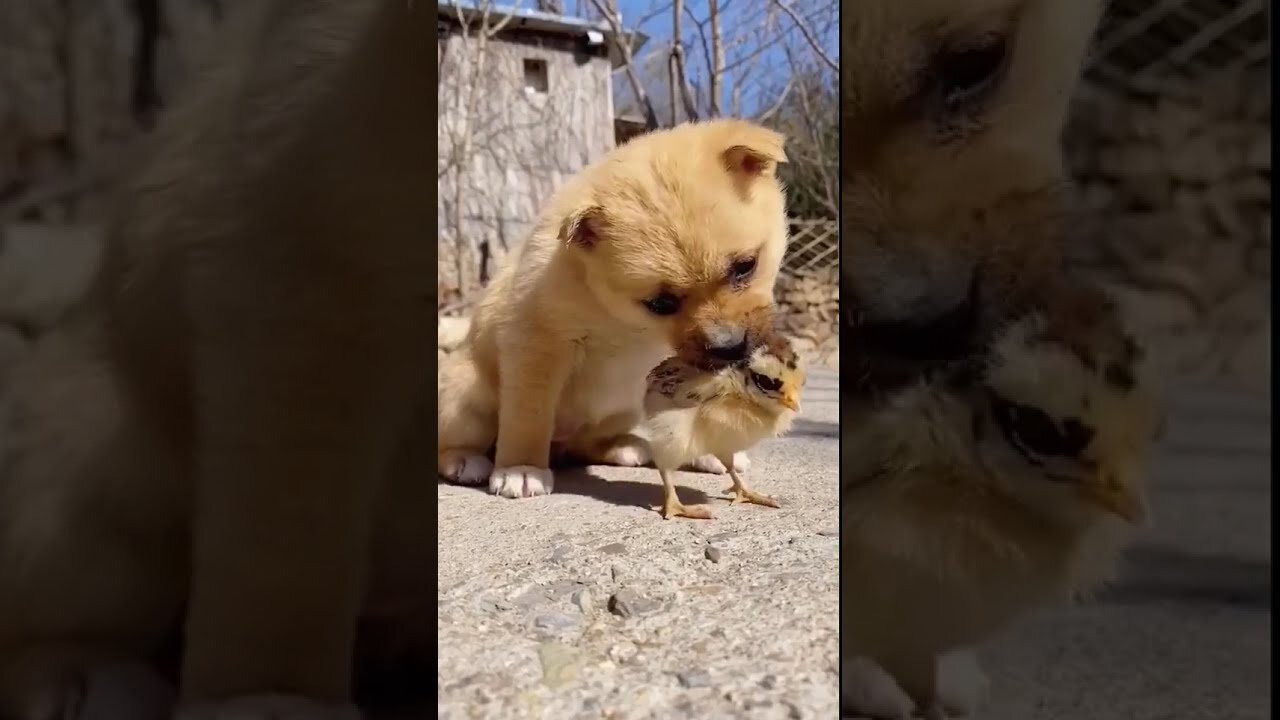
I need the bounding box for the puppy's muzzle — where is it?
[704,325,749,363]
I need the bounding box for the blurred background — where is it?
[1066,0,1269,390]
[0,0,1267,387]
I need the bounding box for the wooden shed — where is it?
[437,2,646,288]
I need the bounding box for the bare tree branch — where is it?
[671,0,700,122]
[768,0,838,73]
[708,0,723,117]
[589,0,660,129]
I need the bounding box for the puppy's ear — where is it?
[721,125,788,180]
[559,205,604,249]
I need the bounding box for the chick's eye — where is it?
[750,372,782,393]
[643,292,681,316]
[989,392,1092,460]
[730,256,758,284]
[933,35,1008,108]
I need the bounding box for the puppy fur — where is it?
[0,1,435,715]
[841,0,1105,392]
[438,120,789,498]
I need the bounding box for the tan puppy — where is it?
[0,2,434,718]
[842,0,1104,394]
[840,0,1106,716]
[438,120,789,498]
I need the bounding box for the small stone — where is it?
[610,563,625,582]
[533,612,577,632]
[538,642,580,688]
[571,588,593,613]
[676,670,712,688]
[608,590,660,618]
[816,529,838,537]
[598,542,627,555]
[607,641,639,664]
[759,674,778,689]
[549,545,572,562]
[704,546,722,563]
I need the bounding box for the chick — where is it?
[643,332,805,520]
[841,285,1164,718]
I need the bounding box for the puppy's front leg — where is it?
[178,290,429,706]
[490,335,573,498]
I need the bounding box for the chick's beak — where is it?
[1079,474,1146,525]
[780,392,800,412]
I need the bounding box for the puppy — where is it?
[438,119,790,498]
[841,0,1104,394]
[0,2,435,718]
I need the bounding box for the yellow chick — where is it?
[643,332,806,520]
[841,285,1164,718]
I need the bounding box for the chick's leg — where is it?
[659,469,713,520]
[721,460,780,509]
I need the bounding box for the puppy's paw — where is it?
[439,451,493,485]
[686,454,727,474]
[685,452,748,475]
[598,440,651,467]
[175,695,363,720]
[841,655,914,720]
[11,660,173,720]
[489,465,554,498]
[75,663,174,720]
[937,649,989,716]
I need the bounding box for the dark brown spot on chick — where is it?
[1105,362,1135,392]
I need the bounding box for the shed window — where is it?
[523,58,549,94]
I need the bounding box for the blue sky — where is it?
[606,0,838,118]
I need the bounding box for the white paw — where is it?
[937,649,989,716]
[685,451,749,475]
[75,663,175,720]
[686,454,727,474]
[489,465,554,498]
[841,655,914,720]
[441,453,493,485]
[175,694,363,720]
[600,441,651,467]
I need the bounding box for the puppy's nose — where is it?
[705,326,748,362]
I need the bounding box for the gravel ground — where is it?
[437,374,1269,720]
[436,369,841,720]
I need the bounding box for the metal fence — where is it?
[781,219,839,276]
[1083,0,1267,91]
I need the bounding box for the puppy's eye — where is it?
[643,292,682,316]
[932,34,1008,109]
[989,392,1093,462]
[730,256,758,284]
[750,372,782,393]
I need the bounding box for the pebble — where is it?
[610,563,626,582]
[676,670,712,689]
[598,542,627,555]
[704,546,722,563]
[533,612,578,632]
[537,642,580,688]
[816,529,838,537]
[571,588,593,613]
[608,590,660,618]
[607,641,639,664]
